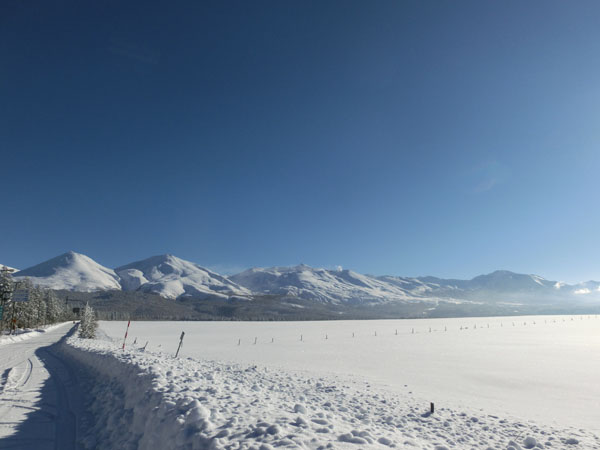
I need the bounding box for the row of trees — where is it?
[0,266,76,334]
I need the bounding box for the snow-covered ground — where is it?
[65,326,598,449]
[99,316,600,434]
[0,323,81,449]
[3,317,598,449]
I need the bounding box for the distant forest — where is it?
[52,290,600,321]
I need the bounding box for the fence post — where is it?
[175,331,185,357]
[122,320,131,350]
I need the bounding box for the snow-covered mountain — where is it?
[232,267,600,304]
[6,251,600,306]
[230,264,414,304]
[377,270,566,300]
[14,251,121,292]
[116,254,251,300]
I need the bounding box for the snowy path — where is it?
[0,323,81,450]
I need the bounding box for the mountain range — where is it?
[4,252,600,308]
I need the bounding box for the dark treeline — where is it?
[45,288,600,322]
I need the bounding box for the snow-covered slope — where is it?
[232,266,600,304]
[7,250,600,306]
[14,252,121,292]
[0,265,18,273]
[116,254,251,300]
[230,264,414,304]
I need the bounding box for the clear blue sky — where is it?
[1,1,599,282]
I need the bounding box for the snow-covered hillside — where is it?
[230,264,415,304]
[6,251,600,306]
[229,265,596,304]
[14,251,121,292]
[116,254,251,300]
[0,265,18,273]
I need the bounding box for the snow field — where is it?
[100,315,600,432]
[64,331,599,450]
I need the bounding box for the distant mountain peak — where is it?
[14,251,120,292]
[116,254,250,300]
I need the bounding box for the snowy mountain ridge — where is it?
[8,252,600,304]
[230,264,414,304]
[115,254,251,300]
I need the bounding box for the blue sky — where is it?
[1,1,600,282]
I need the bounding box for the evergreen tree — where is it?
[79,303,98,338]
[14,279,35,329]
[30,286,46,327]
[45,290,63,324]
[0,266,14,333]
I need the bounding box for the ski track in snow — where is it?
[61,324,599,450]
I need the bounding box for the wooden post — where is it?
[122,320,131,350]
[238,338,241,346]
[175,331,185,358]
[254,337,257,345]
[430,402,434,414]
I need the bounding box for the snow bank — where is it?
[61,334,597,450]
[0,322,71,346]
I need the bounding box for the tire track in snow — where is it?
[0,324,81,450]
[36,346,80,450]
